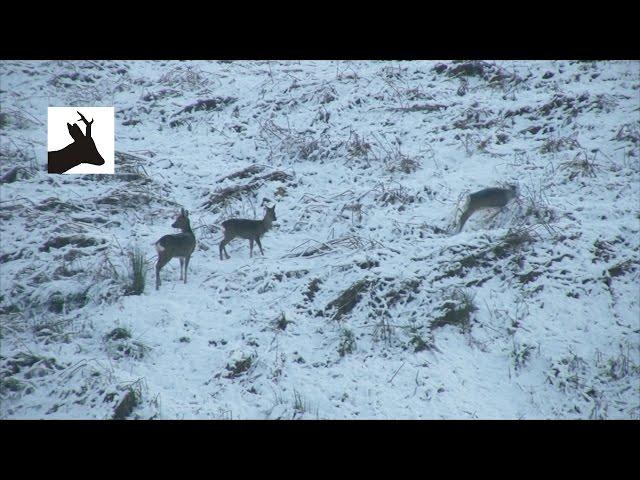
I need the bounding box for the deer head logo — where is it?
[48,111,106,174]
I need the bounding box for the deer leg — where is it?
[156,254,171,290]
[220,232,233,260]
[255,237,264,256]
[249,238,254,258]
[179,257,185,280]
[457,208,473,234]
[184,255,190,284]
[220,237,229,260]
[220,237,231,260]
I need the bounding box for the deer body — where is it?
[48,112,105,174]
[219,206,276,260]
[457,186,517,233]
[155,209,196,290]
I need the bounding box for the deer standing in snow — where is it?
[155,209,196,290]
[219,203,277,260]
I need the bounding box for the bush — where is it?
[126,248,146,295]
[113,388,139,420]
[292,389,315,419]
[105,327,132,341]
[338,328,356,357]
[410,334,431,353]
[274,313,292,331]
[104,328,148,360]
[225,355,254,378]
[431,289,478,333]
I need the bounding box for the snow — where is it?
[1,60,639,419]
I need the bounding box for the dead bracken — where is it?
[323,279,375,322]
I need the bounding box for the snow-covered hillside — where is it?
[1,60,638,419]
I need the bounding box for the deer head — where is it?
[172,208,191,231]
[48,111,105,174]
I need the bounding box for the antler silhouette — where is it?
[76,111,94,138]
[49,110,105,173]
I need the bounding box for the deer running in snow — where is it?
[457,186,517,233]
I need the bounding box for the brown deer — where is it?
[219,205,277,260]
[155,209,196,290]
[457,185,518,233]
[48,111,105,174]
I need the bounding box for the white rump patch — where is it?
[155,243,165,253]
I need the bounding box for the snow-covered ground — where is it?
[1,60,638,419]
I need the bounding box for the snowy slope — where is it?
[1,60,638,419]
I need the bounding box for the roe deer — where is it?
[155,208,196,290]
[219,205,277,260]
[48,111,105,174]
[457,186,517,233]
